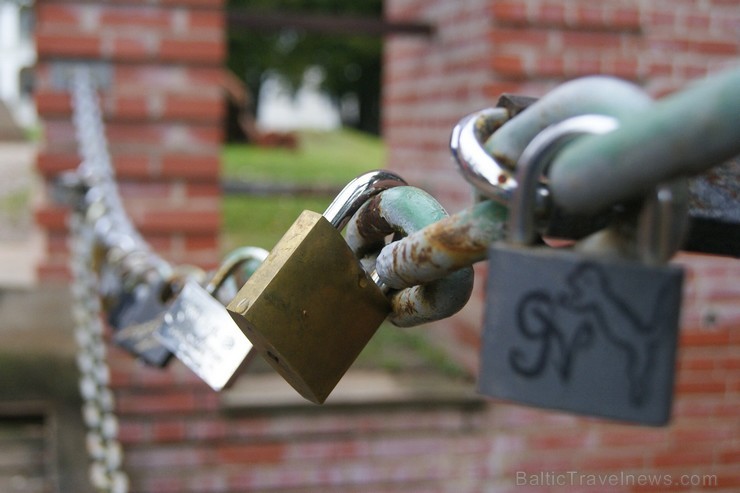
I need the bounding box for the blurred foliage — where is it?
[227,0,383,134]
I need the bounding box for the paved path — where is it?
[0,141,44,288]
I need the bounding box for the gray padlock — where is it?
[110,266,204,367]
[154,247,268,391]
[478,115,687,426]
[109,279,174,367]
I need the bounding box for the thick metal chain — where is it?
[69,212,129,493]
[69,67,130,493]
[547,67,740,213]
[344,186,474,325]
[71,69,150,257]
[375,69,740,287]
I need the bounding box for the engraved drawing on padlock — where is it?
[478,114,687,426]
[227,170,407,404]
[507,260,678,407]
[154,247,268,391]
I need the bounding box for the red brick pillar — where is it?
[32,3,227,490]
[34,0,225,279]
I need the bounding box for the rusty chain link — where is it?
[345,186,474,326]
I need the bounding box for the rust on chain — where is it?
[427,221,488,255]
[353,194,393,241]
[405,213,493,265]
[388,268,474,327]
[409,221,485,266]
[376,200,508,288]
[397,294,417,316]
[346,186,475,326]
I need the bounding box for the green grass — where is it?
[221,129,386,252]
[0,188,31,238]
[222,195,330,252]
[355,323,470,379]
[223,129,386,185]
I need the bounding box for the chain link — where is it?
[547,67,740,214]
[344,186,474,326]
[68,67,130,493]
[68,213,129,493]
[70,68,155,270]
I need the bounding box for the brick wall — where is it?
[34,0,225,279]
[109,359,492,492]
[384,0,739,490]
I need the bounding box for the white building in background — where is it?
[257,67,341,132]
[0,0,36,129]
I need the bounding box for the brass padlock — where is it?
[227,171,406,403]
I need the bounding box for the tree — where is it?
[227,0,384,136]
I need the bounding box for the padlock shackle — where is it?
[450,108,513,205]
[635,179,690,265]
[510,114,619,245]
[205,246,269,297]
[453,77,652,207]
[512,115,690,263]
[322,170,407,230]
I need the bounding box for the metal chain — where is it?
[69,67,130,493]
[547,67,740,214]
[69,212,129,493]
[344,186,474,325]
[71,69,149,255]
[375,69,740,287]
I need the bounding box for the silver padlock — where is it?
[478,115,688,426]
[108,279,173,366]
[110,265,204,367]
[155,247,268,391]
